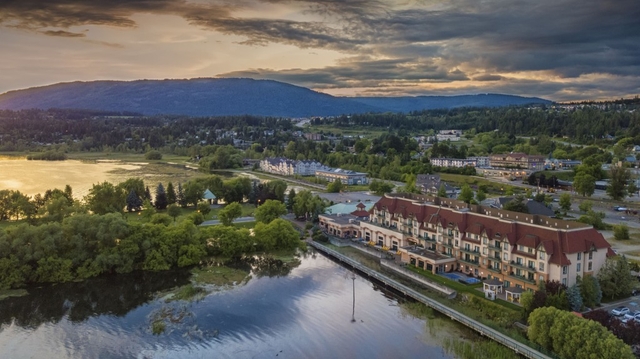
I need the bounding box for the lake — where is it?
[0,158,206,199]
[0,252,466,359]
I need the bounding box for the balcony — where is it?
[460,247,480,255]
[487,266,502,274]
[441,241,454,249]
[509,272,536,284]
[489,244,502,251]
[460,257,480,266]
[493,254,501,260]
[510,261,536,272]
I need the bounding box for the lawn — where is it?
[438,173,522,195]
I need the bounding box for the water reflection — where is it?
[0,252,454,359]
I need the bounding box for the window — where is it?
[516,258,523,265]
[455,240,459,246]
[588,262,592,271]
[539,251,545,260]
[562,266,568,275]
[483,248,487,254]
[577,263,581,272]
[528,260,535,268]
[518,245,524,251]
[577,252,582,260]
[539,262,544,271]
[504,253,508,261]
[588,252,593,260]
[528,247,534,254]
[539,275,544,281]
[483,238,487,244]
[504,243,509,250]
[562,278,566,286]
[474,246,479,253]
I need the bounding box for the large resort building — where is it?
[322,193,613,292]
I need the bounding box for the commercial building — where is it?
[260,158,328,176]
[356,194,613,291]
[430,158,477,168]
[315,168,369,185]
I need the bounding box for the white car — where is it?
[621,311,639,323]
[612,306,630,316]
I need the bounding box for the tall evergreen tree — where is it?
[144,186,152,203]
[177,183,187,208]
[126,189,142,212]
[286,189,296,211]
[155,183,168,210]
[166,182,176,205]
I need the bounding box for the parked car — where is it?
[621,311,639,323]
[612,306,630,316]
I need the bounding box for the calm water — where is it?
[0,159,143,198]
[0,253,459,359]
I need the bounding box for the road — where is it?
[200,216,255,226]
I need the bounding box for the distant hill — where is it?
[0,78,551,117]
[350,94,552,113]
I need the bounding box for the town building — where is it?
[469,156,490,168]
[315,168,369,185]
[430,157,477,168]
[416,174,458,197]
[436,130,463,142]
[259,157,296,176]
[295,160,329,176]
[354,193,612,291]
[489,153,545,171]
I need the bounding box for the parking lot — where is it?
[598,295,640,316]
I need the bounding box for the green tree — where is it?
[155,183,168,210]
[437,184,447,197]
[573,172,596,197]
[566,283,583,312]
[218,202,243,226]
[369,180,394,195]
[255,199,287,224]
[286,189,296,211]
[528,306,634,359]
[503,195,529,213]
[580,274,602,308]
[177,183,187,207]
[145,150,162,160]
[475,189,486,202]
[598,255,634,299]
[85,181,125,215]
[607,165,631,200]
[166,182,177,205]
[126,189,142,212]
[167,204,181,222]
[183,180,205,207]
[578,200,592,213]
[627,180,638,197]
[327,179,344,193]
[613,223,630,240]
[559,193,572,213]
[458,184,474,203]
[197,202,211,216]
[578,210,606,229]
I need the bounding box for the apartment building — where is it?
[260,158,327,176]
[489,153,545,171]
[358,194,613,291]
[430,158,477,168]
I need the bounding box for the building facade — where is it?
[489,153,545,171]
[357,194,612,291]
[260,157,296,176]
[315,168,369,185]
[431,158,477,168]
[295,160,329,176]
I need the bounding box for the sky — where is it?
[0,0,639,101]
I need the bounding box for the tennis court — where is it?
[440,272,481,285]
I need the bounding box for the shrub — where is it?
[145,150,163,160]
[613,223,630,240]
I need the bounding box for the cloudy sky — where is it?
[0,0,638,101]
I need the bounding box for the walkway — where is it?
[200,216,255,226]
[308,241,552,359]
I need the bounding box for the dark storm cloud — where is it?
[40,30,85,37]
[1,0,639,98]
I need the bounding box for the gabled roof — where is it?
[203,189,216,200]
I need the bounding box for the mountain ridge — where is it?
[0,78,552,117]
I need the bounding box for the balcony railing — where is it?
[460,257,480,265]
[510,261,536,272]
[487,266,502,274]
[509,273,536,284]
[442,241,454,248]
[460,247,480,255]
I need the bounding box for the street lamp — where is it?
[351,271,357,323]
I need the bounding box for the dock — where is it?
[308,240,553,359]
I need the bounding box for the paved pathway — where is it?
[200,216,255,226]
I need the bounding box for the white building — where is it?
[431,158,477,168]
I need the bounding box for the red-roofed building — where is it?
[359,193,613,291]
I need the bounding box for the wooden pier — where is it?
[308,241,553,359]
